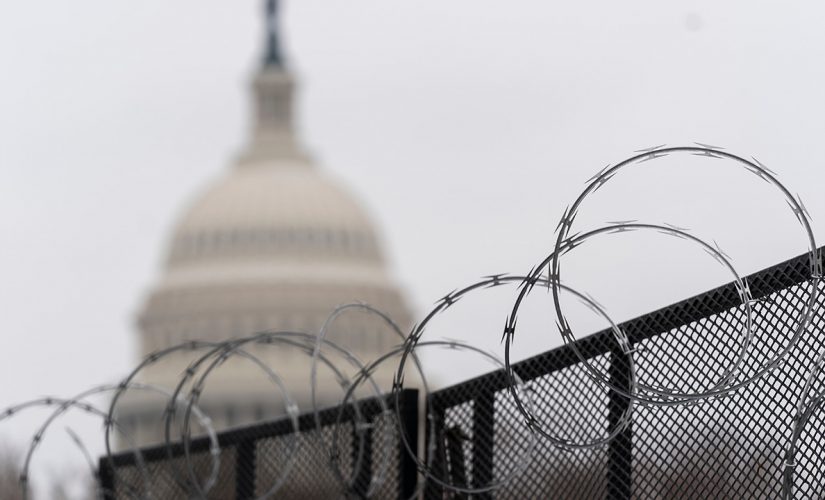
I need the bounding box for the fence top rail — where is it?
[430,247,821,406]
[103,389,418,468]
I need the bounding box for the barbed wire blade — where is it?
[663,222,690,232]
[584,165,611,185]
[694,142,725,150]
[482,273,507,288]
[555,205,571,233]
[786,199,805,223]
[639,151,669,163]
[797,193,811,220]
[713,239,731,261]
[635,144,666,153]
[692,150,722,159]
[751,156,777,176]
[502,315,517,343]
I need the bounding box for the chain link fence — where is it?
[100,249,825,499]
[100,390,419,499]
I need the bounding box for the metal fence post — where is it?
[607,348,633,500]
[445,426,469,492]
[235,439,256,499]
[472,389,495,499]
[397,389,420,499]
[97,456,115,500]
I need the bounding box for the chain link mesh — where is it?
[101,250,824,499]
[102,391,416,499]
[424,250,823,499]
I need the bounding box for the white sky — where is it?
[1,0,825,494]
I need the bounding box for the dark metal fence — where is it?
[99,390,419,499]
[424,249,824,499]
[100,249,825,499]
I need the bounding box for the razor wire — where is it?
[0,380,219,500]
[167,331,386,499]
[1,396,143,500]
[394,273,636,451]
[534,144,819,404]
[784,348,825,499]
[3,144,823,498]
[350,339,537,495]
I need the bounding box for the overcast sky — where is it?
[1,0,825,494]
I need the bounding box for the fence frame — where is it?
[99,248,822,499]
[423,248,819,499]
[99,389,419,499]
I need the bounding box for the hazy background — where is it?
[1,0,824,495]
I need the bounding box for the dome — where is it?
[165,163,385,271]
[174,165,376,241]
[131,155,411,442]
[123,13,412,447]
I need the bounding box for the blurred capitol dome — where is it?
[120,0,411,446]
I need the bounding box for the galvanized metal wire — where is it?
[3,144,823,498]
